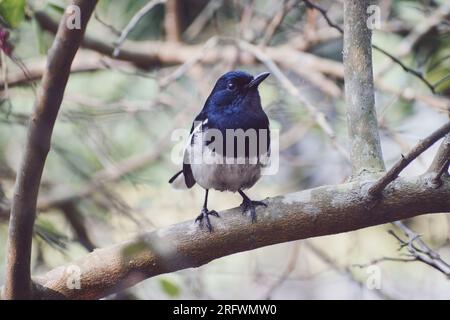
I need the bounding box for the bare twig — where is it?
[0,52,125,90]
[94,10,120,35]
[353,221,450,279]
[263,242,300,299]
[184,0,223,40]
[372,44,436,94]
[353,256,418,269]
[390,221,450,277]
[375,4,450,78]
[113,0,166,57]
[375,81,450,114]
[260,0,300,46]
[433,74,450,91]
[158,37,218,88]
[3,0,98,300]
[302,0,343,34]
[306,241,394,299]
[369,122,450,196]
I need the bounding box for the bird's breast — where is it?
[187,129,269,192]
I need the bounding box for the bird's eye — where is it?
[227,82,236,91]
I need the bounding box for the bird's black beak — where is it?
[247,72,270,89]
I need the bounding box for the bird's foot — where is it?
[240,198,267,223]
[195,208,220,232]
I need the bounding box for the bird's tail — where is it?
[169,170,189,189]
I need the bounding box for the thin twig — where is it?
[184,0,223,40]
[113,0,166,57]
[302,0,343,34]
[354,221,450,278]
[372,44,436,94]
[263,242,300,299]
[353,256,418,269]
[368,121,450,196]
[305,241,394,299]
[433,74,450,91]
[392,221,450,277]
[94,10,120,35]
[158,37,218,88]
[260,0,300,46]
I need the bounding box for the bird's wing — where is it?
[169,113,208,189]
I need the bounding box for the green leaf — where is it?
[0,0,26,28]
[159,278,180,297]
[46,0,66,14]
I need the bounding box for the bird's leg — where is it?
[195,189,220,232]
[238,190,267,223]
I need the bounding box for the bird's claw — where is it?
[240,199,267,223]
[195,208,220,232]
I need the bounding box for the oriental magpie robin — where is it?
[169,70,271,232]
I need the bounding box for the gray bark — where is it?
[344,0,385,177]
[30,175,450,299]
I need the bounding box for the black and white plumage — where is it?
[169,70,271,231]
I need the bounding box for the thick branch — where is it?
[369,121,450,196]
[343,0,385,177]
[30,176,450,300]
[3,0,98,299]
[0,52,125,90]
[34,11,343,76]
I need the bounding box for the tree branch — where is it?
[59,202,96,252]
[343,0,385,177]
[303,0,447,94]
[3,0,98,299]
[113,0,166,57]
[428,133,450,173]
[372,44,437,94]
[368,121,450,196]
[391,221,450,277]
[33,10,343,75]
[302,0,343,34]
[28,175,450,299]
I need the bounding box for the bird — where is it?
[169,70,271,232]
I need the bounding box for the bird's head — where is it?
[205,70,270,112]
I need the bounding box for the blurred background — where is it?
[0,0,449,299]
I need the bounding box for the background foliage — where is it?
[0,0,449,299]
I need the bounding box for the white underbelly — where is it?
[191,161,262,192]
